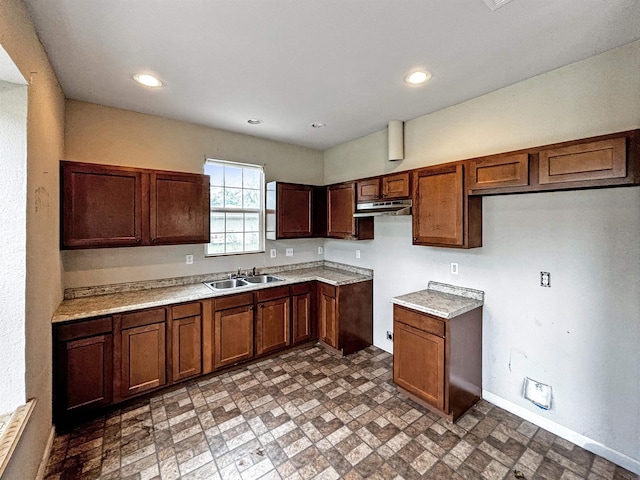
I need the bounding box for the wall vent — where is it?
[482,0,515,11]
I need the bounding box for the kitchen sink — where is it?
[204,278,249,290]
[241,274,283,284]
[203,274,284,291]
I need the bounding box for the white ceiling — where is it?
[23,0,640,150]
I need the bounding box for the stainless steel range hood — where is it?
[353,199,412,217]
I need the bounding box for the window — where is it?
[204,159,264,256]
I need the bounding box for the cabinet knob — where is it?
[413,237,417,241]
[260,304,265,309]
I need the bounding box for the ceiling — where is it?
[23,0,640,150]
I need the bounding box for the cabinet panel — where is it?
[356,179,380,203]
[150,172,210,245]
[214,304,254,369]
[61,161,144,248]
[413,164,464,246]
[256,296,291,355]
[61,334,113,412]
[277,183,313,238]
[328,182,374,240]
[382,172,411,199]
[539,137,626,184]
[469,153,529,190]
[393,320,445,410]
[172,315,202,382]
[121,322,166,397]
[318,284,338,348]
[292,291,313,345]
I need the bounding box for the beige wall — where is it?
[0,0,65,478]
[63,101,325,288]
[323,40,640,472]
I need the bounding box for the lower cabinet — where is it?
[171,302,202,382]
[53,279,372,427]
[54,317,113,425]
[118,308,167,399]
[255,286,290,355]
[317,280,373,355]
[213,293,254,369]
[292,282,314,345]
[393,304,482,422]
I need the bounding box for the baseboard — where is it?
[35,426,55,480]
[483,390,640,475]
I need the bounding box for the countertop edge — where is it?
[53,270,372,324]
[390,297,482,320]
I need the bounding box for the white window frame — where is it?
[204,159,265,256]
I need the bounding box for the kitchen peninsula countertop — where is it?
[53,261,372,323]
[390,281,484,319]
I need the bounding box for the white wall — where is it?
[63,101,325,288]
[323,40,640,472]
[0,79,27,415]
[0,0,66,478]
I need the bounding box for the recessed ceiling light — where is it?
[247,119,263,125]
[311,123,326,129]
[404,70,431,85]
[132,73,163,88]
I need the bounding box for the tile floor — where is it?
[45,344,638,480]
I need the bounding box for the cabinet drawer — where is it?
[469,153,529,190]
[214,292,254,310]
[172,302,201,320]
[121,307,166,329]
[382,172,411,199]
[56,317,113,342]
[291,282,312,295]
[539,137,626,184]
[394,305,445,337]
[255,285,290,302]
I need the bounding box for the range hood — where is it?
[353,199,412,217]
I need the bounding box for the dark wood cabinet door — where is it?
[539,137,626,185]
[292,291,312,344]
[328,182,356,238]
[214,304,254,369]
[382,172,411,199]
[318,283,338,349]
[121,322,166,398]
[150,172,210,245]
[172,315,202,382]
[413,164,464,247]
[256,296,291,355]
[356,178,380,202]
[277,183,313,238]
[393,320,445,411]
[61,161,144,248]
[59,334,113,412]
[469,153,529,191]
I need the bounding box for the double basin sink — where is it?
[203,274,284,291]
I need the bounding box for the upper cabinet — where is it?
[412,163,482,249]
[61,161,210,249]
[327,182,374,240]
[356,172,411,203]
[468,130,638,196]
[266,182,327,239]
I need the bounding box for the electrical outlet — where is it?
[286,248,293,257]
[451,262,459,274]
[185,254,194,265]
[318,246,323,255]
[541,271,551,287]
[270,249,277,258]
[355,250,361,259]
[386,331,393,341]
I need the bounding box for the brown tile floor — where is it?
[45,344,638,480]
